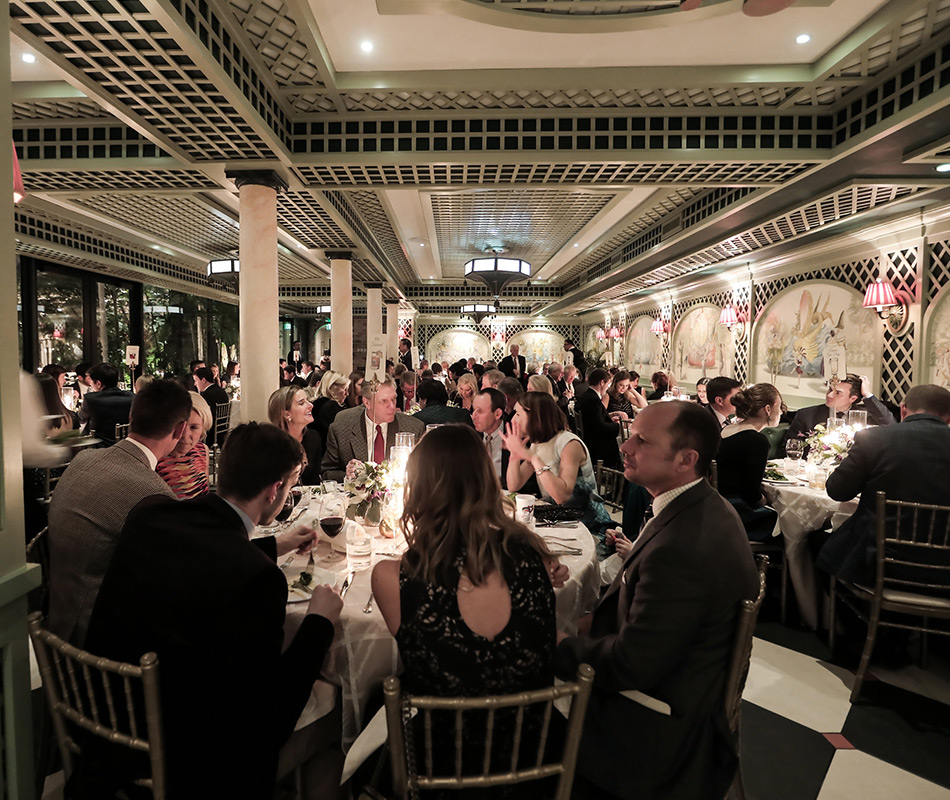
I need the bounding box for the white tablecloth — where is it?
[762,479,857,629]
[282,519,600,746]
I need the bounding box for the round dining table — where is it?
[762,466,857,629]
[278,512,601,747]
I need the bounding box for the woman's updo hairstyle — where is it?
[731,382,780,421]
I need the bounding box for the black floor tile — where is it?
[754,620,831,662]
[740,701,835,800]
[841,682,950,790]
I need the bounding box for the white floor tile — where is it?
[743,637,855,733]
[817,750,950,800]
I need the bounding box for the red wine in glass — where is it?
[320,516,344,538]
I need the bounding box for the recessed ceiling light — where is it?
[21,52,37,63]
[936,163,950,173]
[419,242,425,247]
[573,243,579,247]
[360,40,373,53]
[796,34,811,44]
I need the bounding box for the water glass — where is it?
[395,432,416,449]
[785,439,804,475]
[847,409,868,429]
[425,424,443,436]
[346,523,373,571]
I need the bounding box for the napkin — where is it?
[341,705,417,784]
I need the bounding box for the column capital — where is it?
[225,169,289,193]
[325,250,353,261]
[362,281,384,290]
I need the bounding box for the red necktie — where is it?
[374,424,384,463]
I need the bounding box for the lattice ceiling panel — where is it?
[430,188,614,277]
[10,0,277,160]
[292,161,814,188]
[561,188,701,283]
[277,250,323,282]
[345,191,418,285]
[227,0,328,88]
[828,0,950,80]
[21,169,222,192]
[12,99,110,120]
[277,192,355,249]
[64,194,240,258]
[565,185,926,312]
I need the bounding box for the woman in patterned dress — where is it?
[156,392,212,500]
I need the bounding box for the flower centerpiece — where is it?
[804,423,856,466]
[343,460,391,527]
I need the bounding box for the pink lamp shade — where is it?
[607,325,620,339]
[719,304,739,328]
[863,278,898,311]
[13,142,25,204]
[742,0,798,17]
[650,317,666,335]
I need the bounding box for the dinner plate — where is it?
[762,477,805,486]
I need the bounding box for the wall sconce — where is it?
[650,317,669,341]
[718,304,746,339]
[595,328,607,341]
[607,325,621,340]
[862,278,909,334]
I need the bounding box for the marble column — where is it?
[386,302,399,364]
[365,283,383,370]
[226,169,287,423]
[328,252,353,376]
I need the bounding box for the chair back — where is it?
[214,401,232,444]
[114,422,131,442]
[594,459,626,512]
[27,612,166,799]
[619,417,634,443]
[874,491,950,601]
[385,664,594,800]
[724,556,768,737]
[708,459,718,491]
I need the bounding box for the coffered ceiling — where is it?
[9,0,950,319]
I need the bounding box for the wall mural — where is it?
[508,329,564,365]
[625,316,662,378]
[753,280,876,402]
[584,326,611,366]
[671,304,736,383]
[426,328,490,366]
[927,287,950,389]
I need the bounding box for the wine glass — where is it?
[319,493,346,563]
[785,439,804,475]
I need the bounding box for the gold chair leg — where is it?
[850,608,881,704]
[827,577,837,656]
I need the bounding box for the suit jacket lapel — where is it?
[356,412,370,462]
[386,419,397,457]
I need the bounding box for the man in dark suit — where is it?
[321,378,425,481]
[498,344,527,387]
[398,338,414,370]
[787,373,895,440]
[706,376,741,428]
[413,379,474,428]
[84,423,341,799]
[556,402,759,800]
[49,379,191,646]
[473,388,508,487]
[575,368,621,468]
[286,340,303,373]
[78,362,134,446]
[818,384,950,585]
[563,339,587,380]
[194,365,231,446]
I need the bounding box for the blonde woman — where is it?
[156,392,213,499]
[311,371,349,465]
[267,385,321,485]
[450,372,478,414]
[527,373,554,397]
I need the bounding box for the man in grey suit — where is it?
[48,379,192,646]
[556,402,759,800]
[320,378,424,481]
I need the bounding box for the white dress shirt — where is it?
[483,426,503,478]
[127,436,159,471]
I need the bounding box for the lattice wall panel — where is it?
[431,189,613,278]
[927,239,950,301]
[292,161,816,189]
